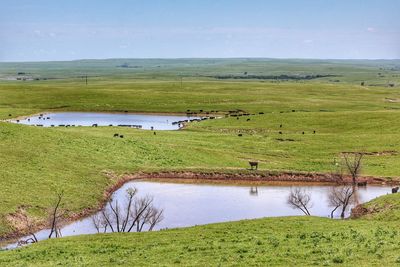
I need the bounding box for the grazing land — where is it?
[0,59,400,265]
[0,213,399,266]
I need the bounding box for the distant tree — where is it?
[287,188,312,215]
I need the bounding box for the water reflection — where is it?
[249,186,258,196]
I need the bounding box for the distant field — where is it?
[1,58,399,84]
[0,59,399,265]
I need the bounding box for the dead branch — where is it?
[343,153,363,185]
[48,190,64,239]
[328,186,355,219]
[287,188,312,215]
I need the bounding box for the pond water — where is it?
[12,112,202,130]
[3,180,392,250]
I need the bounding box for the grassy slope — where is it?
[0,80,400,235]
[358,193,400,221]
[0,216,399,266]
[0,59,400,265]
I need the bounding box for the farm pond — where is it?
[3,180,392,250]
[11,112,204,130]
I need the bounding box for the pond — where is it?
[3,180,392,250]
[11,112,204,130]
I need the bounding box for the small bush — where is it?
[332,256,344,264]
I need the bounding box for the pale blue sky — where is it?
[1,0,399,61]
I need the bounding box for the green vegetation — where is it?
[1,216,399,266]
[0,59,399,265]
[358,193,400,221]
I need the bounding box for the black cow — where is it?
[249,161,258,170]
[357,181,367,187]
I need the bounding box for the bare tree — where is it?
[126,195,153,232]
[17,213,39,246]
[92,187,163,233]
[328,186,355,219]
[134,196,155,232]
[92,213,109,233]
[148,208,164,231]
[48,191,64,239]
[23,215,38,243]
[120,188,137,232]
[343,153,363,185]
[287,188,312,215]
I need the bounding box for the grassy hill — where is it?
[0,59,399,265]
[0,213,399,266]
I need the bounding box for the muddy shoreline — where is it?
[1,170,399,246]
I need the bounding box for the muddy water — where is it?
[11,112,203,130]
[3,180,392,250]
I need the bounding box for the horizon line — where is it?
[1,56,400,64]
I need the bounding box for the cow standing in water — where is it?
[249,161,258,170]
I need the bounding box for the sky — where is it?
[1,0,399,62]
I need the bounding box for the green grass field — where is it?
[0,215,399,266]
[0,59,399,265]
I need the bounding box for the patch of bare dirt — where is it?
[341,151,398,156]
[124,171,400,185]
[384,98,400,103]
[350,205,370,219]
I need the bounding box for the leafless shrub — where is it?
[147,207,164,231]
[287,188,312,215]
[343,153,363,185]
[92,213,109,233]
[328,186,355,219]
[93,187,164,233]
[16,213,39,246]
[48,190,64,239]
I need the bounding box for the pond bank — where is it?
[126,170,400,186]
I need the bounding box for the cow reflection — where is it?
[249,187,258,196]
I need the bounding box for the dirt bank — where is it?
[125,170,400,185]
